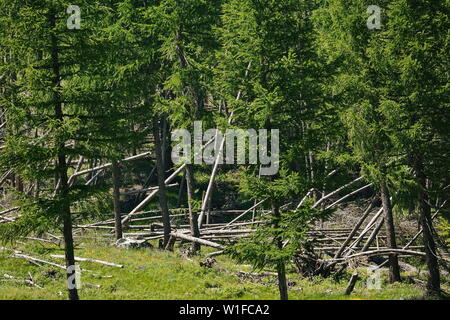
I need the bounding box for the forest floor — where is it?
[0,235,447,300]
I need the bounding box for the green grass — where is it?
[0,237,443,300]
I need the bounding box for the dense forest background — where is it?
[0,0,448,300]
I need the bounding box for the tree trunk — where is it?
[50,9,78,301]
[61,196,79,301]
[185,164,200,252]
[112,160,123,240]
[176,170,186,209]
[273,204,288,300]
[15,175,23,192]
[276,259,288,300]
[153,116,171,247]
[380,182,401,283]
[362,218,384,252]
[414,160,441,296]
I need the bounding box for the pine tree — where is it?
[0,0,116,300]
[217,0,335,299]
[375,0,449,295]
[313,0,403,283]
[148,0,222,247]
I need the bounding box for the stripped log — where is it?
[22,236,58,245]
[316,246,425,251]
[121,165,186,225]
[220,199,267,230]
[207,251,225,258]
[0,169,13,187]
[333,249,427,262]
[325,183,373,210]
[334,200,375,259]
[296,188,314,209]
[170,232,225,250]
[50,255,123,268]
[13,254,66,270]
[3,273,43,289]
[68,152,152,183]
[313,176,365,208]
[120,184,178,196]
[361,218,384,252]
[0,247,67,270]
[343,208,384,256]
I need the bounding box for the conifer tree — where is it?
[314,0,449,291]
[374,0,449,295]
[313,0,404,283]
[149,0,222,247]
[0,0,115,300]
[218,0,335,299]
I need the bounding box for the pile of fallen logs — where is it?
[0,148,447,281]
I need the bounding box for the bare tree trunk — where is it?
[380,182,401,283]
[176,170,186,209]
[334,199,375,259]
[414,160,441,296]
[185,165,200,252]
[362,218,384,252]
[273,204,288,300]
[112,160,123,240]
[153,116,171,247]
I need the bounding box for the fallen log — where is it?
[201,229,254,235]
[50,255,123,268]
[0,207,19,216]
[333,249,426,262]
[325,183,373,210]
[120,183,178,196]
[313,176,365,208]
[207,251,225,258]
[121,165,186,225]
[220,199,267,230]
[3,273,43,289]
[334,200,375,259]
[343,208,384,256]
[68,152,152,182]
[170,232,225,250]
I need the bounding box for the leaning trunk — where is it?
[153,116,171,247]
[380,182,401,283]
[185,164,200,252]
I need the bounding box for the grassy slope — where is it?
[0,237,441,300]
